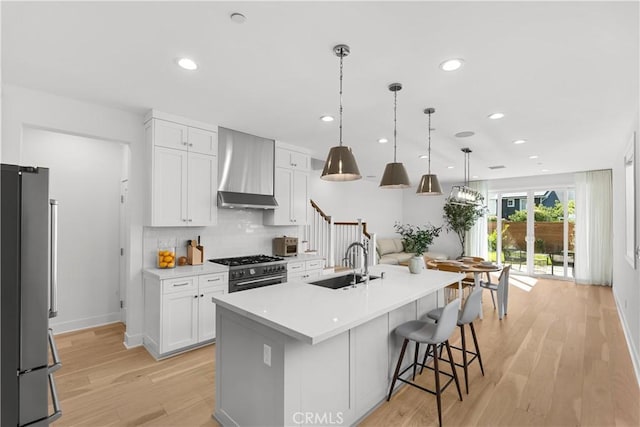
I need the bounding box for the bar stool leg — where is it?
[387,338,408,401]
[413,342,419,380]
[419,343,431,375]
[469,322,484,376]
[460,324,469,394]
[444,340,463,401]
[433,343,443,427]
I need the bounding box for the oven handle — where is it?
[236,275,286,287]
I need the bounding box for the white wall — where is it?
[401,182,460,258]
[1,85,146,346]
[308,173,403,237]
[22,128,126,332]
[612,125,640,383]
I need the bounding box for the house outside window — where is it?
[507,199,515,207]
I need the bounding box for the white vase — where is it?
[408,256,423,274]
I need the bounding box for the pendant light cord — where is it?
[338,47,344,147]
[393,90,398,163]
[465,151,469,186]
[427,112,432,174]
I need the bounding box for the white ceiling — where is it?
[2,1,638,185]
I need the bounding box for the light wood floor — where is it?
[52,276,639,426]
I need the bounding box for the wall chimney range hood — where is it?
[217,127,278,209]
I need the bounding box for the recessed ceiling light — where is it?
[230,13,246,24]
[419,154,429,159]
[320,115,334,122]
[447,166,454,169]
[440,58,464,71]
[177,58,198,71]
[529,155,539,159]
[455,131,475,138]
[488,112,505,120]
[472,175,479,179]
[377,138,388,144]
[513,139,526,145]
[541,169,550,172]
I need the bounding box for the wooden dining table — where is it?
[426,258,502,319]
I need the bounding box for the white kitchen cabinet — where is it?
[265,167,308,226]
[275,146,310,170]
[143,271,228,359]
[265,144,310,226]
[287,258,324,281]
[152,118,217,156]
[162,289,198,353]
[145,111,218,227]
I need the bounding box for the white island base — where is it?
[212,266,463,426]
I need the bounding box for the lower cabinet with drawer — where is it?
[287,258,324,281]
[143,271,228,359]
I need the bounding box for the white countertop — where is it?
[282,253,325,262]
[212,265,463,345]
[144,262,229,280]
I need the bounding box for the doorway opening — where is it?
[22,127,131,331]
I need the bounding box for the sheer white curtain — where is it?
[465,180,489,259]
[574,170,613,285]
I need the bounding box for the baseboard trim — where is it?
[50,312,121,335]
[614,293,640,386]
[124,332,143,349]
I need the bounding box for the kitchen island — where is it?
[212,265,463,426]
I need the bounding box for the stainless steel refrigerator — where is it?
[1,164,62,426]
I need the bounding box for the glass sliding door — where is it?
[488,187,575,279]
[533,188,575,278]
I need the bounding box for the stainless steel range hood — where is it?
[217,127,278,209]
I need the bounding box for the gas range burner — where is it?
[209,254,285,267]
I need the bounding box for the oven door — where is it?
[229,274,286,293]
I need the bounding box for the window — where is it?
[520,199,527,210]
[507,199,515,207]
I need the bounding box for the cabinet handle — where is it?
[173,282,189,287]
[291,163,297,167]
[207,277,221,282]
[183,141,188,146]
[194,295,198,298]
[189,143,193,147]
[200,294,204,297]
[188,219,193,222]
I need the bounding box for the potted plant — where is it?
[442,198,484,258]
[394,222,442,274]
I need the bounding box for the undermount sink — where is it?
[309,273,380,290]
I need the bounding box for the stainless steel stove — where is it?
[209,254,287,293]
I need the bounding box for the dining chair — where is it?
[479,265,510,319]
[436,264,474,303]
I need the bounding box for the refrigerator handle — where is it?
[48,329,62,373]
[49,199,58,318]
[46,372,63,423]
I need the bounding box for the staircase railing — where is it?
[307,200,376,269]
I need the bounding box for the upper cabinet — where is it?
[275,147,310,170]
[265,143,310,226]
[145,110,218,227]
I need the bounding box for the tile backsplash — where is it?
[143,209,299,268]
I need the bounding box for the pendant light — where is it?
[449,148,485,206]
[416,108,443,195]
[321,44,361,181]
[379,83,410,189]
